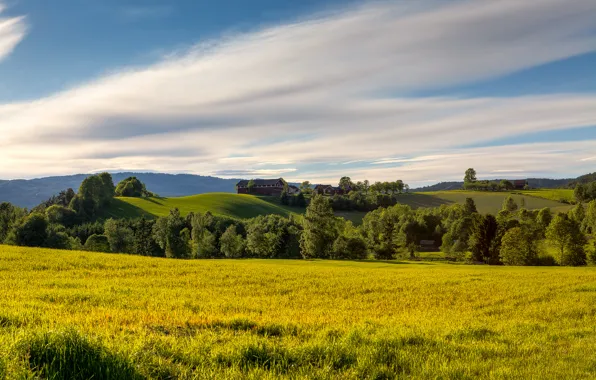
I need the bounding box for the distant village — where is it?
[236,178,351,196]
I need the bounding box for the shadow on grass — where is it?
[398,193,454,209]
[139,197,166,205]
[97,199,155,220]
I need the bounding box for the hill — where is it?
[101,193,296,220]
[414,177,573,192]
[405,191,572,213]
[2,245,596,378]
[0,172,241,208]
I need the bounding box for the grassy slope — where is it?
[406,191,572,214]
[2,246,596,378]
[518,188,575,203]
[101,193,296,220]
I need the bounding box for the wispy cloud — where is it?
[0,4,26,62]
[1,0,596,181]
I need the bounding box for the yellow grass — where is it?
[1,245,596,378]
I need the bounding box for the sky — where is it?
[1,0,596,186]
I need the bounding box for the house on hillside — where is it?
[513,180,528,190]
[288,185,300,195]
[236,178,286,195]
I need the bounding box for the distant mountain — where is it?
[0,173,242,208]
[413,177,574,192]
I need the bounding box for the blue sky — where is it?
[1,0,596,185]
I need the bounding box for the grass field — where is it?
[2,246,596,378]
[518,188,575,204]
[100,193,296,220]
[407,191,572,214]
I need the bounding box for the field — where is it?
[2,246,596,378]
[406,191,572,214]
[518,188,575,204]
[100,193,296,220]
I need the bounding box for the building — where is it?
[513,180,528,190]
[236,178,286,195]
[288,185,300,195]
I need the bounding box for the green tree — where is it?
[464,168,477,183]
[46,205,78,228]
[104,219,133,253]
[464,198,477,215]
[153,209,189,258]
[546,214,586,266]
[338,176,353,192]
[469,214,499,263]
[502,196,518,212]
[499,180,514,191]
[247,179,256,194]
[220,225,245,258]
[0,202,25,243]
[500,227,537,265]
[569,203,586,225]
[574,184,587,203]
[115,177,151,197]
[280,190,290,205]
[300,195,339,259]
[299,181,312,194]
[5,213,48,247]
[98,172,116,205]
[84,234,111,252]
[331,222,367,260]
[296,193,307,208]
[132,217,163,256]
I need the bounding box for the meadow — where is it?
[100,193,296,220]
[2,246,596,379]
[405,191,572,214]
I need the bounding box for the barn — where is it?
[236,178,286,195]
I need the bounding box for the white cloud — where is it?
[0,4,26,62]
[0,0,596,183]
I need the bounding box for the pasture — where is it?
[1,246,596,378]
[100,193,295,220]
[406,191,572,214]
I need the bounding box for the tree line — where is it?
[1,173,595,266]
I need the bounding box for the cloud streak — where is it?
[0,4,26,62]
[1,0,596,183]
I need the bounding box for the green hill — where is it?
[101,193,296,220]
[404,191,572,214]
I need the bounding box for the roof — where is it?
[236,178,284,187]
[289,185,299,190]
[513,180,527,185]
[314,184,333,189]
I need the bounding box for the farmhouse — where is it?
[236,178,286,195]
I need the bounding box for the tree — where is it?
[84,234,110,252]
[500,180,514,191]
[500,227,537,265]
[153,209,188,258]
[0,202,25,243]
[296,193,307,208]
[300,195,339,258]
[469,214,499,263]
[363,180,370,195]
[464,198,477,215]
[247,179,256,194]
[98,172,116,205]
[299,181,312,194]
[502,196,518,212]
[5,213,48,247]
[115,177,151,197]
[338,176,353,192]
[46,205,78,228]
[569,203,585,225]
[104,219,133,253]
[220,225,245,258]
[546,214,586,266]
[574,184,587,203]
[331,222,367,260]
[132,217,163,256]
[280,190,290,205]
[464,168,477,183]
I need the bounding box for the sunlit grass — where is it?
[2,245,596,378]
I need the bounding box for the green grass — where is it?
[518,189,575,204]
[2,245,596,378]
[101,193,296,220]
[407,191,572,214]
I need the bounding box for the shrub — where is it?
[84,234,111,253]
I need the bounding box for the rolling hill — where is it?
[399,191,572,214]
[0,173,242,208]
[100,193,297,220]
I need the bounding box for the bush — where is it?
[500,227,537,266]
[84,234,111,253]
[331,235,367,260]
